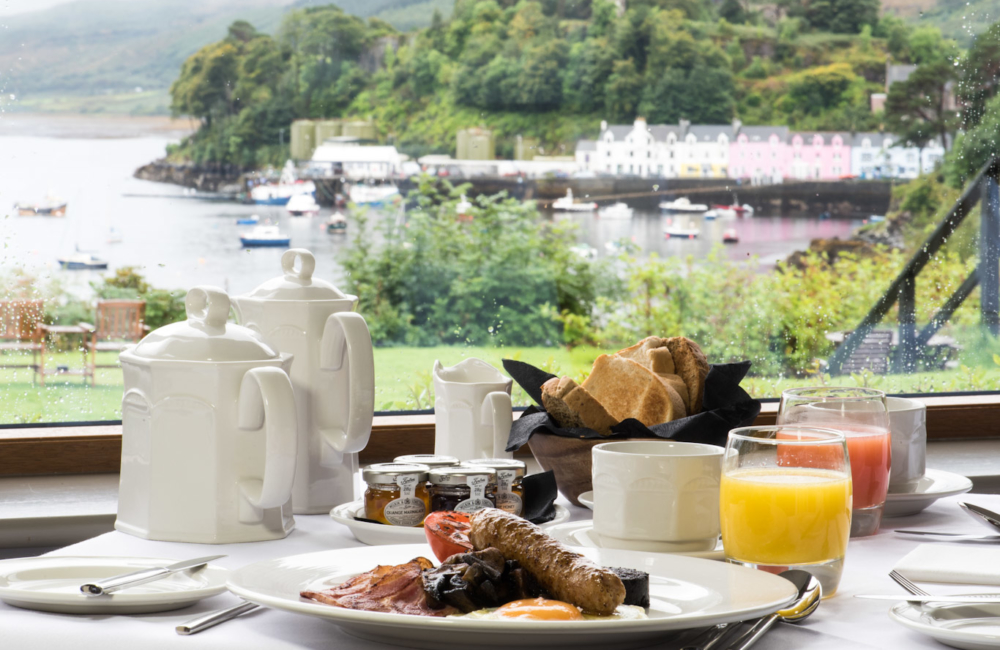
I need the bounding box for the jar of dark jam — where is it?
[393,454,461,470]
[362,463,431,527]
[464,458,526,516]
[428,467,497,514]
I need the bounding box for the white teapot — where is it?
[116,287,298,543]
[433,358,513,461]
[232,249,375,514]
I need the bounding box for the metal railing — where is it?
[828,156,1000,375]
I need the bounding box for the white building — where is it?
[677,124,731,178]
[589,118,725,178]
[851,133,945,179]
[575,140,597,171]
[310,143,403,179]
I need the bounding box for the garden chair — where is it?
[0,300,47,385]
[79,300,148,386]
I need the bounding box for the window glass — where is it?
[0,0,998,425]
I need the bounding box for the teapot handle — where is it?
[237,367,298,510]
[319,312,374,454]
[481,391,514,459]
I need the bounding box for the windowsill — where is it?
[3,438,1000,551]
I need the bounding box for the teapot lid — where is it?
[243,249,354,301]
[131,286,280,362]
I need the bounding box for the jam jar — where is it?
[464,458,526,516]
[428,467,497,514]
[393,454,461,470]
[362,463,431,526]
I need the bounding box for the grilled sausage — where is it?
[469,509,626,616]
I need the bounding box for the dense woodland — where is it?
[168,0,1000,165]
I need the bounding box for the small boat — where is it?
[326,212,348,234]
[703,210,718,220]
[552,189,597,212]
[58,253,108,270]
[598,202,633,219]
[711,203,755,219]
[240,225,290,248]
[287,193,320,217]
[456,194,473,221]
[660,197,708,213]
[236,215,260,225]
[869,214,886,223]
[722,228,740,244]
[250,182,316,206]
[349,183,400,206]
[15,194,67,217]
[664,218,700,239]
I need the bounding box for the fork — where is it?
[889,569,929,596]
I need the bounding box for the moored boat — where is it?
[659,197,708,213]
[16,194,67,217]
[722,228,740,243]
[287,193,320,217]
[456,194,473,221]
[598,202,633,219]
[240,225,291,248]
[326,212,348,234]
[250,182,316,206]
[58,253,108,270]
[664,218,700,239]
[237,215,260,225]
[349,183,400,206]
[552,189,597,212]
[712,203,755,218]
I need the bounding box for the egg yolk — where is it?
[494,598,584,621]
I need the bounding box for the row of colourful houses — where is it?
[574,118,945,182]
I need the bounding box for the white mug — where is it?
[432,358,513,461]
[593,440,723,553]
[887,397,926,492]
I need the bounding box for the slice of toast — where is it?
[664,337,710,414]
[616,339,691,412]
[582,355,686,426]
[541,376,618,435]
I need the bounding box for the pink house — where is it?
[785,132,852,180]
[729,126,789,185]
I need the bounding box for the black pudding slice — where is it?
[609,567,650,608]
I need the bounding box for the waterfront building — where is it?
[456,127,496,160]
[851,133,946,179]
[575,140,597,171]
[729,125,789,185]
[785,132,851,180]
[677,124,731,178]
[310,143,403,179]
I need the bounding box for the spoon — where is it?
[678,569,819,650]
[727,569,822,650]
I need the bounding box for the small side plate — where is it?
[330,501,571,546]
[884,469,974,518]
[578,491,594,509]
[545,520,726,560]
[0,556,228,614]
[890,600,1000,650]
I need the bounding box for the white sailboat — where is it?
[660,197,709,213]
[598,202,633,219]
[552,189,597,212]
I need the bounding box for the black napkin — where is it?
[522,470,558,524]
[503,359,761,451]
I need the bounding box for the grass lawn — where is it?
[2,347,998,423]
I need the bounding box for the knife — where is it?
[856,594,1000,603]
[961,502,1000,533]
[81,555,226,596]
[895,530,1000,541]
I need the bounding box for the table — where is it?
[3,494,999,650]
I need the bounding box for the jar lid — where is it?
[464,458,526,477]
[362,463,429,484]
[243,249,356,302]
[429,466,497,486]
[130,286,279,362]
[394,454,461,469]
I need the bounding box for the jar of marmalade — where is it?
[464,458,526,516]
[393,454,461,470]
[428,467,497,514]
[362,463,431,527]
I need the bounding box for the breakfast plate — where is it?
[330,501,571,546]
[227,544,798,649]
[545,521,726,560]
[0,556,229,614]
[890,600,1000,649]
[884,469,974,518]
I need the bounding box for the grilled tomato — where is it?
[424,511,474,562]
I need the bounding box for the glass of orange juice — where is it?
[720,426,852,598]
[778,387,891,538]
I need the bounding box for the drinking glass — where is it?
[778,387,891,537]
[720,426,852,598]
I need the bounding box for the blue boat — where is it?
[58,253,109,270]
[236,215,260,225]
[240,225,290,248]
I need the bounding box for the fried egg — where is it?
[455,598,648,621]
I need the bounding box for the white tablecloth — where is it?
[4,493,1000,649]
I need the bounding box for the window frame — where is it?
[3,394,999,477]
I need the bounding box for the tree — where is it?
[885,61,958,151]
[960,22,1000,129]
[793,0,879,34]
[169,40,240,126]
[604,59,643,121]
[719,0,746,24]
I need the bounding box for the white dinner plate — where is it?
[578,491,594,509]
[546,520,726,560]
[884,469,974,518]
[330,501,570,546]
[890,600,1000,650]
[227,544,798,650]
[0,556,229,614]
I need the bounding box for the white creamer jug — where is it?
[432,358,513,461]
[116,286,298,543]
[232,249,375,514]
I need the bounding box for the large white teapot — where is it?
[232,249,375,514]
[116,286,298,543]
